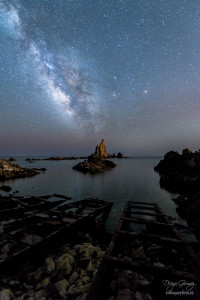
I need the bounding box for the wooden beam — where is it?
[124,210,165,218]
[121,217,173,227]
[117,230,197,245]
[105,255,200,282]
[126,205,157,211]
[128,201,156,206]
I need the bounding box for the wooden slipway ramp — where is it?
[0,195,113,272]
[87,201,200,300]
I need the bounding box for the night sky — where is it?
[1,0,200,156]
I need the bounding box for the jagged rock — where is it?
[153,262,165,268]
[56,253,74,275]
[0,158,39,181]
[32,267,43,281]
[69,271,79,284]
[79,243,95,257]
[94,139,109,157]
[66,284,80,297]
[73,140,117,173]
[55,279,69,299]
[42,277,50,288]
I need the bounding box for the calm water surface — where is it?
[1,157,180,232]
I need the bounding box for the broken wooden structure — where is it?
[87,201,200,300]
[0,195,113,272]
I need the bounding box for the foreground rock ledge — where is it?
[73,139,117,173]
[0,158,40,181]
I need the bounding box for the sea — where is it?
[1,157,181,232]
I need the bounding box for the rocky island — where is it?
[73,139,117,173]
[0,158,40,181]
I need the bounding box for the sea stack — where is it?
[73,139,117,173]
[94,139,109,157]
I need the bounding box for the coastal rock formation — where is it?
[0,185,12,192]
[94,139,109,157]
[73,139,117,173]
[0,158,40,181]
[73,155,117,173]
[117,152,123,158]
[173,193,200,240]
[154,148,200,192]
[8,157,16,162]
[155,148,200,239]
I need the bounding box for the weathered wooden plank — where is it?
[117,230,198,245]
[121,216,173,227]
[128,201,156,206]
[126,205,157,211]
[124,210,165,217]
[105,255,200,282]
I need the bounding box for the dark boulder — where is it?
[0,185,12,192]
[8,157,16,162]
[117,152,123,158]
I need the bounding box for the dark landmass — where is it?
[173,193,200,240]
[73,139,117,173]
[0,185,12,192]
[155,148,200,239]
[25,146,128,163]
[25,156,87,162]
[0,158,40,181]
[154,148,200,193]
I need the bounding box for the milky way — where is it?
[1,0,200,155]
[0,0,102,132]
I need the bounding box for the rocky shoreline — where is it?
[0,223,110,300]
[172,193,200,240]
[155,148,200,240]
[154,148,200,193]
[0,159,41,181]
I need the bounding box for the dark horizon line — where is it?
[0,154,163,158]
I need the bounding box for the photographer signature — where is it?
[162,280,196,292]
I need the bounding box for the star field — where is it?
[0,0,200,155]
